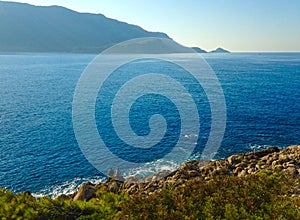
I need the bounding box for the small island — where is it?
[210,47,231,53]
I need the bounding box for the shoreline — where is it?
[2,145,299,199]
[58,145,300,201]
[1,145,299,219]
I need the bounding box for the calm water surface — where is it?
[0,53,299,197]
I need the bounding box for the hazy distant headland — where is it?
[210,47,230,53]
[0,1,229,53]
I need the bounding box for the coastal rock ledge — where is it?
[64,145,300,201]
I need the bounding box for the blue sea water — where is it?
[0,53,299,197]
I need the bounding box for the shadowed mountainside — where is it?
[0,1,170,53]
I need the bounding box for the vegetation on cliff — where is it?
[1,146,299,219]
[1,171,299,219]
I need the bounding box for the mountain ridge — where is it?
[0,1,230,54]
[0,1,170,53]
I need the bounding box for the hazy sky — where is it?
[6,0,300,52]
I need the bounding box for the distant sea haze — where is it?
[0,52,299,198]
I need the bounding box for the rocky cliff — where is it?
[66,145,300,201]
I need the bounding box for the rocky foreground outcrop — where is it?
[63,146,300,201]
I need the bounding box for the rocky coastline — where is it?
[1,145,299,219]
[62,145,300,201]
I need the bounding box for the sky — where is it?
[5,0,300,52]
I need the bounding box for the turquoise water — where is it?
[0,53,299,197]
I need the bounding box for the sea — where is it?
[0,52,299,198]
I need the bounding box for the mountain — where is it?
[0,1,170,53]
[104,38,196,54]
[191,47,207,53]
[210,47,230,53]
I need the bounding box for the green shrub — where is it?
[0,189,39,219]
[0,171,299,219]
[119,171,300,219]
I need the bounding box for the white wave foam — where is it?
[32,160,179,198]
[247,143,284,151]
[32,132,202,197]
[124,159,179,180]
[32,176,105,199]
[183,133,198,138]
